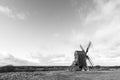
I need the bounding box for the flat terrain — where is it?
[0,70,120,80]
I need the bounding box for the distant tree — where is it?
[1,64,15,72]
[95,65,101,69]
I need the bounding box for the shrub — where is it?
[0,65,15,72]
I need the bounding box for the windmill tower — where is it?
[70,41,93,71]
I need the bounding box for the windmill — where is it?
[70,41,93,71]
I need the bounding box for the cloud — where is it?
[1,0,120,66]
[47,54,72,66]
[70,0,120,66]
[29,51,71,66]
[0,53,38,66]
[0,5,27,20]
[89,0,120,65]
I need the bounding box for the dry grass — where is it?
[0,70,120,80]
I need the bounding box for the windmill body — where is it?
[74,51,87,68]
[72,50,88,71]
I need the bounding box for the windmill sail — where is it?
[80,45,85,52]
[85,41,91,54]
[87,56,93,67]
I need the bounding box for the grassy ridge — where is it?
[0,65,120,72]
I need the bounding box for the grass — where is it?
[0,70,120,80]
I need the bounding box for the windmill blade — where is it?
[80,44,85,52]
[85,41,91,54]
[87,56,93,67]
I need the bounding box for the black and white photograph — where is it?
[0,0,120,80]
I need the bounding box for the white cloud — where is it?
[89,0,120,65]
[1,0,120,66]
[69,0,120,66]
[0,5,27,20]
[29,50,72,66]
[0,53,38,66]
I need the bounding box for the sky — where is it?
[0,0,120,66]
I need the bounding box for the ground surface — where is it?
[0,70,120,80]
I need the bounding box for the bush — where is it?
[95,65,101,69]
[0,65,15,72]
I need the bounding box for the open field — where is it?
[0,70,120,80]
